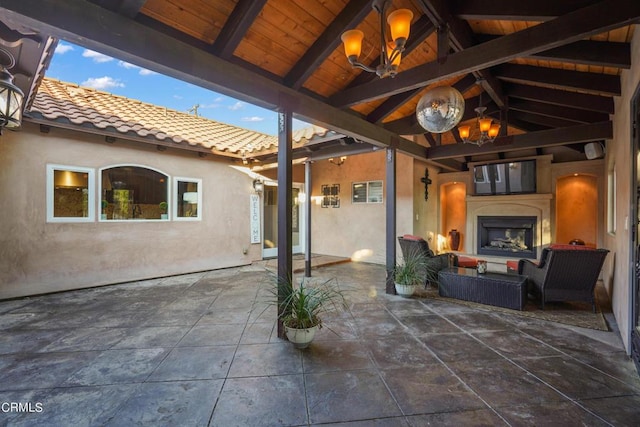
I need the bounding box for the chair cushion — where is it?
[402,234,425,241]
[549,244,593,251]
[457,256,478,268]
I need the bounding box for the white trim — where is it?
[98,164,170,222]
[173,176,202,221]
[46,164,95,223]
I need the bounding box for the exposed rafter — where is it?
[427,121,613,159]
[211,0,268,59]
[331,0,639,107]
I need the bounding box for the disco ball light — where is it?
[415,86,465,133]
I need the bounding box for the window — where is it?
[46,164,95,222]
[473,160,536,195]
[174,177,202,220]
[352,180,383,204]
[100,165,169,221]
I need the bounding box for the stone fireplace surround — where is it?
[464,194,553,269]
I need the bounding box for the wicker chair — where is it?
[518,246,609,312]
[398,235,454,287]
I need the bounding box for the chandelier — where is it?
[0,48,24,134]
[458,83,500,146]
[340,0,413,79]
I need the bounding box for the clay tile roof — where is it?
[28,78,287,155]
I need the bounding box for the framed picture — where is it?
[321,184,340,208]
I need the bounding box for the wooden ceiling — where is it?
[1,0,638,171]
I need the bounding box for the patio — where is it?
[0,261,639,426]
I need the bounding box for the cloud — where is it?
[82,49,114,63]
[241,116,265,122]
[55,43,74,54]
[118,60,157,76]
[228,101,244,111]
[173,95,184,100]
[81,76,125,90]
[117,60,137,69]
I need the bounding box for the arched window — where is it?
[100,165,169,220]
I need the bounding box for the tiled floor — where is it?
[1,262,639,426]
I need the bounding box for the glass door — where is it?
[263,184,304,258]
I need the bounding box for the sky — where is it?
[46,41,308,135]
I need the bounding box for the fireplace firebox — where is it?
[477,216,536,259]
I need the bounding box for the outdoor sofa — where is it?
[518,244,609,312]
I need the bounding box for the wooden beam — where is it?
[367,88,421,124]
[428,158,465,172]
[454,0,600,21]
[508,99,610,124]
[475,35,631,69]
[331,0,638,107]
[367,74,477,124]
[211,0,267,59]
[0,0,429,161]
[417,0,505,108]
[427,121,612,159]
[495,64,621,97]
[285,0,374,89]
[505,83,614,114]
[531,41,630,69]
[91,0,146,18]
[508,111,576,129]
[424,133,438,147]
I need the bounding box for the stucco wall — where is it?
[309,150,413,264]
[607,25,640,352]
[412,161,440,249]
[0,123,259,299]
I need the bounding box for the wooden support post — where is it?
[277,109,293,339]
[386,147,397,294]
[304,161,312,277]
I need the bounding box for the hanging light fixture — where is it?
[340,0,413,79]
[0,48,24,134]
[458,80,500,146]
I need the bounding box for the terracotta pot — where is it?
[449,229,460,251]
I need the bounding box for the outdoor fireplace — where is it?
[477,216,536,259]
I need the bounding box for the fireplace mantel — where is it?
[465,194,552,259]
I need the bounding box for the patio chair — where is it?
[518,245,609,312]
[398,235,454,287]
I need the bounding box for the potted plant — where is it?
[394,248,427,297]
[264,274,347,349]
[159,201,168,219]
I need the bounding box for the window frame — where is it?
[352,180,384,204]
[46,164,96,223]
[173,176,202,221]
[99,164,170,222]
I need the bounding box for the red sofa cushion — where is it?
[457,256,478,268]
[549,244,593,251]
[506,260,519,271]
[402,234,424,241]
